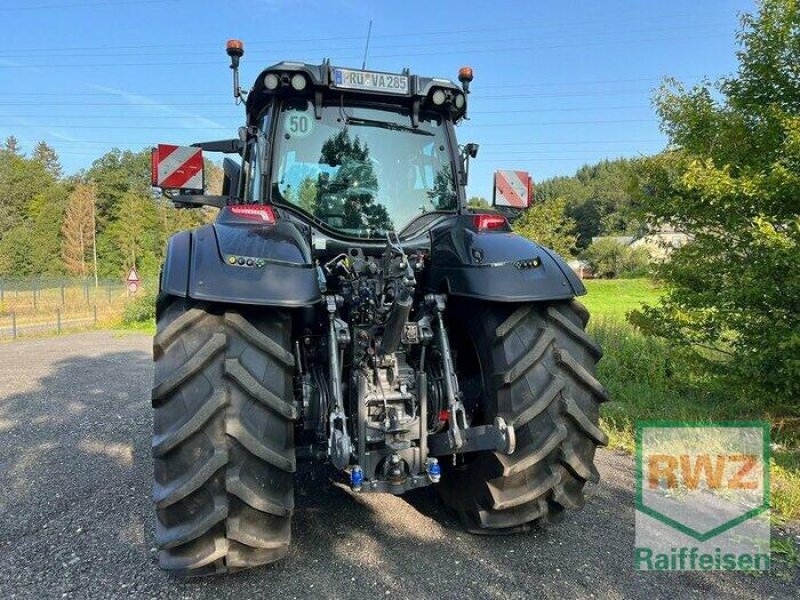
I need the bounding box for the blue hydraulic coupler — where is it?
[350,466,363,492]
[427,458,441,483]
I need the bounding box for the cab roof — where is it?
[244,61,467,125]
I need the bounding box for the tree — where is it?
[0,141,215,279]
[156,199,208,241]
[0,150,57,240]
[32,141,62,179]
[631,0,800,399]
[427,166,456,211]
[468,196,490,208]
[3,136,22,156]
[27,186,69,276]
[583,239,650,278]
[297,176,318,215]
[204,159,223,195]
[536,159,642,247]
[61,182,97,277]
[0,146,65,276]
[102,191,160,277]
[319,129,391,231]
[513,197,578,258]
[86,148,151,227]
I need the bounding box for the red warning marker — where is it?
[126,267,140,295]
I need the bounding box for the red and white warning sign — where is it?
[493,170,533,209]
[151,144,204,191]
[126,266,140,294]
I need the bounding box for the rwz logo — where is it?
[647,453,759,491]
[634,422,770,571]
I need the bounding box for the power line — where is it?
[0,0,180,11]
[468,118,654,128]
[0,23,728,59]
[480,148,656,155]
[472,105,651,114]
[473,89,657,99]
[489,157,638,162]
[0,33,729,69]
[481,139,663,146]
[0,10,728,48]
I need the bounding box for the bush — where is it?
[121,285,156,325]
[629,1,800,400]
[583,239,651,278]
[513,197,578,258]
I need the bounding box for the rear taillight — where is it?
[473,213,507,232]
[229,205,277,224]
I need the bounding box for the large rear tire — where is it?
[438,300,609,532]
[151,297,296,576]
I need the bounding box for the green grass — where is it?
[582,278,663,320]
[114,321,155,335]
[581,278,800,522]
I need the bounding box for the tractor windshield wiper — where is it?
[343,116,434,136]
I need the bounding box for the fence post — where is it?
[33,281,38,310]
[107,285,112,304]
[93,304,98,326]
[60,280,65,305]
[11,311,16,340]
[57,308,62,334]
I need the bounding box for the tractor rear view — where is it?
[149,40,608,576]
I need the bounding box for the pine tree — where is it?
[32,141,62,178]
[107,191,159,275]
[61,182,96,277]
[3,136,22,156]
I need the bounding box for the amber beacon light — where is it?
[458,66,474,94]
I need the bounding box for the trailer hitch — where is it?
[427,416,516,457]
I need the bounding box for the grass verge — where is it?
[115,285,156,334]
[582,279,800,524]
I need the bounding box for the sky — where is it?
[0,0,754,199]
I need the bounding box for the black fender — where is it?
[425,215,585,302]
[160,217,321,308]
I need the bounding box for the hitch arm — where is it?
[427,416,516,457]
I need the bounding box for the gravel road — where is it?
[0,331,797,599]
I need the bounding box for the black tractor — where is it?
[149,40,608,577]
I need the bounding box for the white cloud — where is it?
[7,117,81,143]
[85,83,228,130]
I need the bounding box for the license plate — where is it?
[332,68,409,95]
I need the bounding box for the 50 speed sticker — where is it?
[285,112,314,138]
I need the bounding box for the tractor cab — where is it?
[152,41,530,244]
[239,61,467,239]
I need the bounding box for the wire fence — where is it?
[0,277,139,340]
